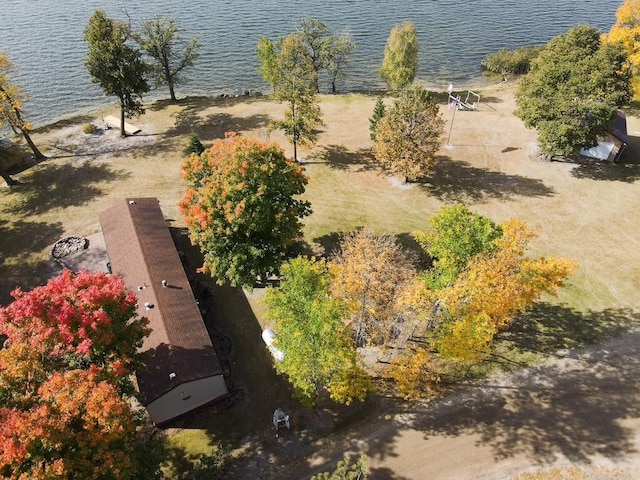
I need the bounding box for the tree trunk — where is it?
[119,99,127,138]
[1,171,18,186]
[331,78,336,94]
[20,130,46,160]
[164,62,177,102]
[291,100,298,162]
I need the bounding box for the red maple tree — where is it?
[0,270,161,479]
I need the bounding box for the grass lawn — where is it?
[1,83,640,477]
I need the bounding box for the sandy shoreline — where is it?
[27,73,509,133]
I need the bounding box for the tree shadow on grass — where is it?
[149,94,266,113]
[0,218,63,265]
[0,219,64,304]
[156,95,271,141]
[305,145,377,172]
[354,305,640,471]
[566,149,640,182]
[396,232,432,269]
[478,95,505,105]
[368,467,412,480]
[3,160,130,216]
[311,229,364,257]
[166,111,271,141]
[411,325,640,466]
[500,303,640,357]
[421,156,556,202]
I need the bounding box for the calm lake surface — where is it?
[0,0,621,126]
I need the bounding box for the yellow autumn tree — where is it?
[435,218,578,361]
[386,346,441,400]
[606,0,640,91]
[330,229,416,347]
[0,51,45,161]
[372,84,444,183]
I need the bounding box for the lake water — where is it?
[0,0,621,126]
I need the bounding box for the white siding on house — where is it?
[145,376,228,425]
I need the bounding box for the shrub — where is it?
[81,123,97,134]
[481,45,542,75]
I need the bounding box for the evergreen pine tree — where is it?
[369,97,386,141]
[187,131,205,154]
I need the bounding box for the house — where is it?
[100,197,228,425]
[579,109,628,162]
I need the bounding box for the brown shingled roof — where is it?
[99,197,226,406]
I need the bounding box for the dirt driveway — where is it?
[202,323,640,479]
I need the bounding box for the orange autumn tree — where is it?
[435,217,578,361]
[180,132,312,288]
[0,270,162,480]
[0,370,154,480]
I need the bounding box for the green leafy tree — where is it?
[257,32,324,161]
[516,24,632,157]
[179,133,312,288]
[256,36,279,92]
[311,455,368,480]
[379,20,419,90]
[481,45,542,76]
[325,31,356,93]
[269,95,323,163]
[264,257,373,406]
[369,97,386,141]
[295,18,356,94]
[372,84,443,182]
[413,204,503,288]
[83,9,150,137]
[0,51,45,161]
[297,17,330,93]
[259,18,355,95]
[137,17,200,102]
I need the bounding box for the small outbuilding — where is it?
[579,109,628,162]
[100,197,228,425]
